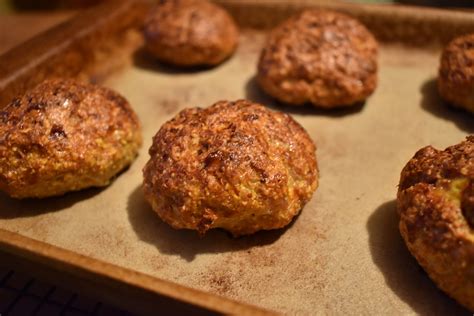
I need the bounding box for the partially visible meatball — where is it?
[438,33,474,114]
[397,136,474,311]
[257,10,378,108]
[0,79,142,199]
[143,100,318,236]
[143,0,239,67]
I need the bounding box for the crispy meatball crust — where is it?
[257,10,378,108]
[143,0,239,67]
[0,79,142,199]
[143,100,318,236]
[397,136,474,311]
[438,33,474,113]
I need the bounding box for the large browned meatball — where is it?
[397,136,474,311]
[143,100,318,236]
[257,10,378,108]
[438,33,474,114]
[143,0,239,67]
[0,79,142,199]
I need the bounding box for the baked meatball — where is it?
[143,100,318,236]
[438,33,474,113]
[257,10,378,108]
[397,136,474,311]
[143,0,239,67]
[0,79,142,199]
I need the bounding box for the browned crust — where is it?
[257,9,378,108]
[0,79,142,198]
[142,99,318,236]
[397,136,474,311]
[143,0,239,67]
[438,33,474,114]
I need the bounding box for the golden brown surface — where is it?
[257,9,378,108]
[397,136,474,311]
[0,79,142,199]
[438,33,474,114]
[143,0,239,67]
[142,99,318,237]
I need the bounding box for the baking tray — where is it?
[0,0,473,314]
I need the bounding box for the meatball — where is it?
[397,136,474,311]
[0,79,142,199]
[143,0,239,67]
[143,100,318,236]
[257,10,378,108]
[438,33,474,114]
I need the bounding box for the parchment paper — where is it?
[0,31,472,315]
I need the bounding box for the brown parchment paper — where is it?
[0,26,473,316]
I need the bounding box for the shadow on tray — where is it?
[132,48,223,75]
[367,200,469,315]
[0,164,134,219]
[127,185,289,262]
[420,79,474,134]
[0,187,104,219]
[244,75,366,117]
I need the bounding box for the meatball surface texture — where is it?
[143,100,318,236]
[143,0,239,67]
[398,136,474,311]
[438,33,474,113]
[257,9,378,108]
[0,79,142,198]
